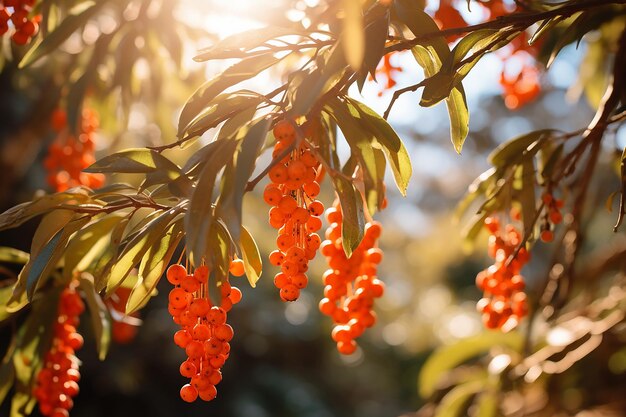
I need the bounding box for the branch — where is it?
[386,0,626,54]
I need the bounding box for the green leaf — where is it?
[341,0,365,71]
[218,117,271,242]
[19,1,106,68]
[79,274,111,360]
[126,221,184,314]
[103,209,179,295]
[194,26,306,61]
[11,288,61,416]
[0,285,20,321]
[178,54,281,137]
[361,8,389,80]
[290,44,348,117]
[519,159,537,239]
[85,148,182,175]
[434,381,485,417]
[324,98,381,191]
[331,174,365,257]
[213,220,233,288]
[488,130,555,167]
[419,332,523,398]
[239,225,262,287]
[10,209,74,305]
[0,247,29,264]
[185,140,239,267]
[0,191,91,232]
[181,91,264,139]
[455,168,498,220]
[0,335,16,405]
[446,86,470,154]
[344,97,413,195]
[63,215,124,279]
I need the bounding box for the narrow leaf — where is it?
[239,225,262,287]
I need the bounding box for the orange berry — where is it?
[180,384,198,403]
[269,164,288,184]
[194,265,209,283]
[279,284,300,302]
[337,340,357,355]
[263,184,283,206]
[229,287,242,304]
[273,120,296,143]
[229,258,245,277]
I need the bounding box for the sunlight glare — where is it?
[178,0,271,40]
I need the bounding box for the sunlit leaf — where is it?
[127,221,184,314]
[434,380,485,417]
[218,117,271,242]
[419,332,523,398]
[63,215,124,279]
[19,1,106,68]
[290,44,348,116]
[182,91,264,139]
[344,97,413,195]
[0,247,29,264]
[331,174,365,257]
[519,159,537,239]
[194,27,307,61]
[0,334,16,405]
[103,209,179,295]
[239,225,262,287]
[341,0,365,71]
[85,148,182,174]
[0,191,91,232]
[186,140,239,267]
[178,54,281,137]
[488,130,556,167]
[79,274,111,360]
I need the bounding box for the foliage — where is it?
[0,0,626,416]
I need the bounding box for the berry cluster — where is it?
[428,0,542,109]
[318,203,385,355]
[166,261,244,402]
[539,192,564,242]
[105,287,140,344]
[43,108,104,192]
[0,0,40,45]
[476,217,529,331]
[33,284,85,417]
[264,119,324,302]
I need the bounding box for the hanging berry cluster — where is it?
[33,284,85,417]
[264,119,324,302]
[318,203,385,355]
[0,0,40,45]
[476,217,529,331]
[43,108,105,192]
[166,260,244,402]
[539,191,564,242]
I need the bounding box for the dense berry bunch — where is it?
[0,0,40,45]
[105,287,140,344]
[476,217,529,331]
[318,203,385,355]
[167,261,244,402]
[539,191,564,242]
[264,119,324,302]
[43,108,104,192]
[33,284,85,417]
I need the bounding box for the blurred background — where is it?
[1,0,625,416]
